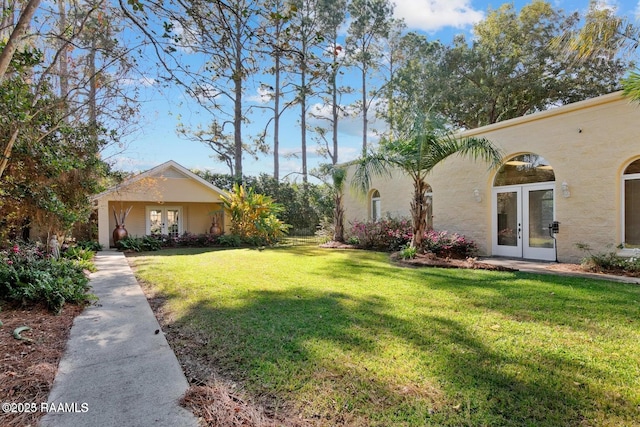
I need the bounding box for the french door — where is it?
[492,183,556,260]
[146,206,182,238]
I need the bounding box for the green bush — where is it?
[221,184,290,246]
[0,242,94,312]
[577,243,640,274]
[116,235,162,252]
[399,245,417,260]
[63,246,95,262]
[77,241,103,251]
[217,234,242,247]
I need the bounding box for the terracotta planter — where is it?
[209,222,222,237]
[113,224,128,245]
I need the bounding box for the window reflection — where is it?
[494,154,555,186]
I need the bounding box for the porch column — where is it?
[97,199,110,248]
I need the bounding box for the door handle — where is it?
[517,223,522,239]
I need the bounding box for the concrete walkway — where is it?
[480,257,640,285]
[40,251,198,427]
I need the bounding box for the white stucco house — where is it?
[343,91,640,263]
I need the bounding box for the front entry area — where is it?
[491,154,556,261]
[146,206,182,238]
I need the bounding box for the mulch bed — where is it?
[0,302,83,427]
[390,252,517,271]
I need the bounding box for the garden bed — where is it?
[0,302,83,427]
[390,252,517,271]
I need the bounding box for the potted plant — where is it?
[113,205,133,245]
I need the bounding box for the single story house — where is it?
[343,91,640,263]
[92,160,227,248]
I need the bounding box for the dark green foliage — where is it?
[116,233,221,252]
[76,241,103,252]
[195,171,334,235]
[0,76,111,241]
[217,234,242,247]
[116,235,163,252]
[0,242,94,313]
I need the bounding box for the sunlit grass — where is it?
[129,246,640,426]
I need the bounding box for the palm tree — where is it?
[317,163,348,242]
[351,118,503,250]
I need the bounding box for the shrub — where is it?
[421,230,478,259]
[63,246,95,262]
[116,235,162,252]
[218,234,242,247]
[77,241,103,251]
[399,245,417,260]
[221,184,291,246]
[348,218,413,251]
[577,243,640,275]
[0,242,94,312]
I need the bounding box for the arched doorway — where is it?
[492,153,556,260]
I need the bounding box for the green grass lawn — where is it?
[129,246,640,427]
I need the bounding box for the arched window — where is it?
[425,184,433,229]
[623,159,640,248]
[370,190,381,221]
[494,153,555,186]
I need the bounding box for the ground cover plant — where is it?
[130,247,640,427]
[0,242,94,312]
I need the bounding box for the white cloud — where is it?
[592,0,618,12]
[393,0,484,32]
[247,85,274,104]
[120,76,157,87]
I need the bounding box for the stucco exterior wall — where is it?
[343,92,640,263]
[105,201,225,247]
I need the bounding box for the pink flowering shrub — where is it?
[348,219,478,258]
[348,218,413,251]
[422,230,478,259]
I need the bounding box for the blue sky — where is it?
[108,0,640,179]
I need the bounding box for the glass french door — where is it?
[146,206,182,238]
[492,183,556,260]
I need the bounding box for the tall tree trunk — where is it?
[331,65,338,165]
[57,0,69,99]
[410,178,428,250]
[333,192,344,242]
[0,127,20,179]
[88,37,98,143]
[361,64,368,154]
[0,0,42,81]
[273,52,281,180]
[233,25,243,185]
[300,43,308,184]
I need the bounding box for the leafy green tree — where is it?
[351,117,502,250]
[0,78,108,241]
[389,1,629,130]
[554,0,640,102]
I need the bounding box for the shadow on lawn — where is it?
[164,281,638,427]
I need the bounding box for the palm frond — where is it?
[350,154,391,195]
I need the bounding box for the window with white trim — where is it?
[371,190,381,221]
[623,159,640,248]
